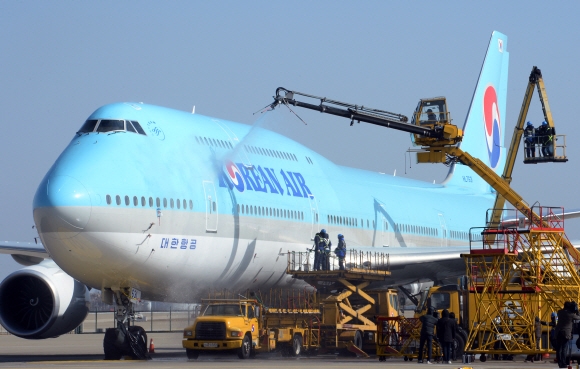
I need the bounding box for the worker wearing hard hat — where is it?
[555,301,580,368]
[334,234,346,270]
[524,121,536,158]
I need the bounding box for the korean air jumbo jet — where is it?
[0,31,509,342]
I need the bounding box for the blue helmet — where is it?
[542,121,547,126]
[320,229,326,234]
[526,121,532,126]
[338,234,344,239]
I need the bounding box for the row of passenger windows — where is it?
[328,215,441,237]
[102,194,469,238]
[236,203,306,221]
[195,136,234,150]
[105,194,194,210]
[392,222,439,237]
[450,230,469,240]
[244,145,298,162]
[78,119,147,135]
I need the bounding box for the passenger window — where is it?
[125,196,130,206]
[141,197,145,207]
[163,198,167,208]
[170,199,174,209]
[116,195,121,205]
[131,121,146,135]
[189,200,193,209]
[149,197,153,207]
[133,196,138,206]
[78,119,98,133]
[97,119,125,133]
[177,199,180,209]
[106,194,111,205]
[156,198,160,208]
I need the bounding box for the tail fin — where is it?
[443,31,509,193]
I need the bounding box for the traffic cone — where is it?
[149,338,155,353]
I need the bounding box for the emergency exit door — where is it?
[203,181,218,232]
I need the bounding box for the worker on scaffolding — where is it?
[418,306,439,364]
[555,301,580,368]
[523,121,536,158]
[312,229,331,271]
[334,234,346,270]
[525,316,548,362]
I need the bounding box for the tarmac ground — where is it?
[0,332,572,369]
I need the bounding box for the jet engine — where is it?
[0,262,89,339]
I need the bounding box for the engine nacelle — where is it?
[0,262,89,339]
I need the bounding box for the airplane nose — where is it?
[34,175,92,240]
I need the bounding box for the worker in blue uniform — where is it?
[334,234,346,270]
[524,121,536,158]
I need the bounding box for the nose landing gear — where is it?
[103,287,151,360]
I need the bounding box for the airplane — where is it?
[0,30,563,355]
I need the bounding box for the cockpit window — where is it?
[131,121,146,135]
[96,119,125,133]
[78,119,98,133]
[126,121,137,133]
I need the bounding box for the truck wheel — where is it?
[354,330,363,350]
[237,334,251,359]
[290,334,303,356]
[186,349,199,359]
[452,334,465,360]
[480,354,487,362]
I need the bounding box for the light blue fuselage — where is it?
[33,102,493,302]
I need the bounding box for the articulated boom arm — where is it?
[273,87,441,139]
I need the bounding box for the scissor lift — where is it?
[287,250,392,354]
[461,205,580,361]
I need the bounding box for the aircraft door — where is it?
[438,213,448,246]
[308,194,319,240]
[203,181,218,232]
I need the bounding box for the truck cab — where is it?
[182,299,260,359]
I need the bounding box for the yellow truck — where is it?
[182,298,318,359]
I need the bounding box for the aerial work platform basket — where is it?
[461,205,580,360]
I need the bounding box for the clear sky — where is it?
[1,1,579,279]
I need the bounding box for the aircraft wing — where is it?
[384,246,469,285]
[500,208,580,228]
[0,240,49,266]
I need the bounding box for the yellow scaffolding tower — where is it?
[462,205,580,359]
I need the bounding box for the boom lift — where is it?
[269,85,577,257]
[486,66,567,231]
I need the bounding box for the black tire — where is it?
[480,354,487,362]
[128,326,148,360]
[290,334,303,356]
[452,334,465,360]
[353,330,363,350]
[103,328,123,360]
[403,356,408,361]
[186,349,199,359]
[237,334,251,359]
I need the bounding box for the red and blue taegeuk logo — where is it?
[483,85,501,169]
[225,160,245,192]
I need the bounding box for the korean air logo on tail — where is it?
[483,85,501,169]
[225,160,245,192]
